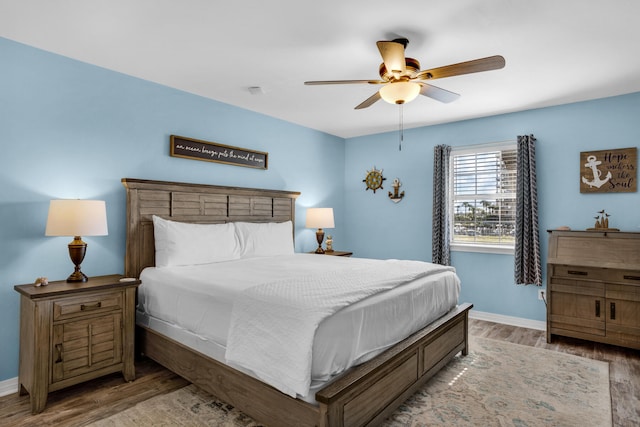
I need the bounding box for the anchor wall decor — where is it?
[579,147,637,194]
[388,178,405,203]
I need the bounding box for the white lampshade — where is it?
[305,208,335,229]
[45,200,109,237]
[379,81,421,105]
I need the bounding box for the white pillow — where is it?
[235,221,294,258]
[152,215,241,267]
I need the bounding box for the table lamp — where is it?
[45,199,109,282]
[305,207,334,254]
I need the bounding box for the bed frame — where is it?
[122,178,472,427]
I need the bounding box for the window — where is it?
[450,142,517,253]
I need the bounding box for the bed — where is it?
[122,178,472,427]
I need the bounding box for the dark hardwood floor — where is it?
[2,319,639,426]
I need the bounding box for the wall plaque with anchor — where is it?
[580,147,636,193]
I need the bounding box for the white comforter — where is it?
[224,259,456,397]
[138,254,460,400]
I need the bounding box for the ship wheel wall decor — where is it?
[363,167,386,193]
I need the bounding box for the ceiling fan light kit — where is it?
[379,81,421,104]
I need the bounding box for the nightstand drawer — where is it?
[53,292,122,321]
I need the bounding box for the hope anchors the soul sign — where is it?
[580,147,636,193]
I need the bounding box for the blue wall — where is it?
[0,37,345,381]
[344,92,640,322]
[2,35,640,382]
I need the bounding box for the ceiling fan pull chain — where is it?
[399,104,404,151]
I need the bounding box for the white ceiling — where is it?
[1,0,639,139]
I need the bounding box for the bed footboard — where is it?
[137,325,320,426]
[316,302,472,426]
[137,302,472,427]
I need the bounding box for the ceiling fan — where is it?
[305,38,505,109]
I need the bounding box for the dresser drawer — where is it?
[608,270,640,286]
[53,291,123,321]
[607,283,640,302]
[549,276,605,297]
[552,265,606,281]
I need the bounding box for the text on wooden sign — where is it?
[580,147,636,193]
[170,135,268,170]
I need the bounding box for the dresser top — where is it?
[547,230,640,270]
[547,229,640,235]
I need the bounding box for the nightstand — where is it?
[14,274,140,414]
[309,250,353,257]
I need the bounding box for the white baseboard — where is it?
[470,309,546,331]
[0,376,18,397]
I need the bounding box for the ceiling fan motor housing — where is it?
[379,57,421,81]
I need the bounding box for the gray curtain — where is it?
[514,135,542,285]
[432,144,451,265]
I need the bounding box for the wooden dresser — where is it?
[15,275,140,413]
[546,230,640,350]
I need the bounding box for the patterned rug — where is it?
[91,337,612,426]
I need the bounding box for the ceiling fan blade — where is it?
[355,91,382,110]
[377,40,406,76]
[419,83,460,103]
[304,79,385,85]
[414,55,505,80]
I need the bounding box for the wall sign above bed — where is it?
[170,135,268,170]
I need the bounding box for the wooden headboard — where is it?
[121,178,301,278]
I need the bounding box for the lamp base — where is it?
[315,228,325,254]
[67,270,88,283]
[67,237,89,283]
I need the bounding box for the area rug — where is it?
[90,337,612,427]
